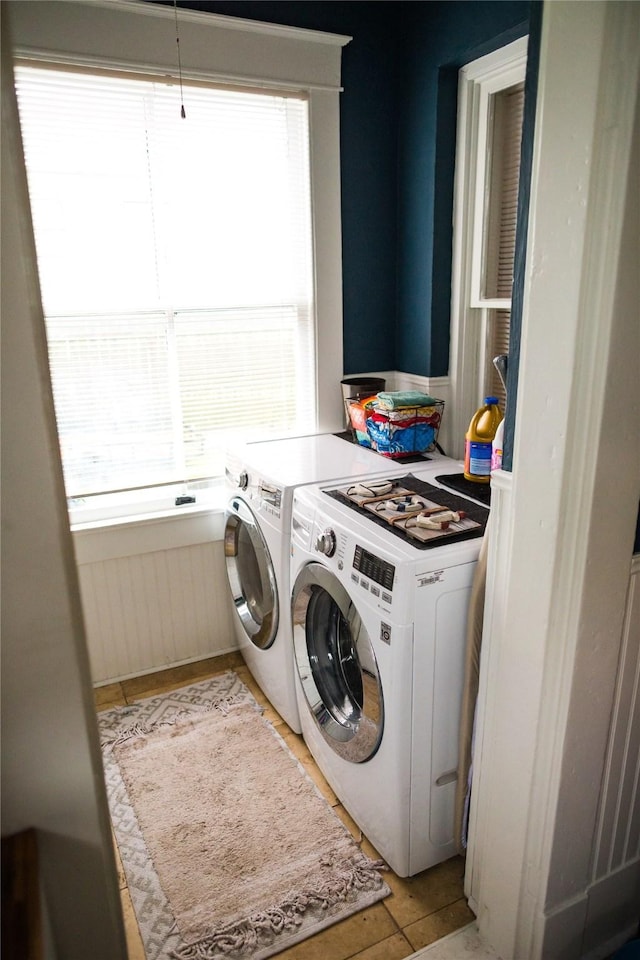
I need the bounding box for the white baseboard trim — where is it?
[92,643,240,687]
[408,922,499,960]
[535,858,640,960]
[580,926,638,960]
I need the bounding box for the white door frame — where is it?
[467,2,640,957]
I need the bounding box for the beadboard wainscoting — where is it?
[540,555,640,957]
[73,510,236,685]
[470,466,640,959]
[584,554,640,950]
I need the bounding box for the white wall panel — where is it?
[77,540,237,684]
[594,558,640,879]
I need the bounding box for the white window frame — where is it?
[9,0,350,520]
[448,36,528,460]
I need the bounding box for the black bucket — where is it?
[340,376,386,403]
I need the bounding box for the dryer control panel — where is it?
[353,545,395,592]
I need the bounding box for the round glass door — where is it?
[291,562,384,762]
[224,497,278,650]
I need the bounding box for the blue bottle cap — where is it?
[484,396,499,405]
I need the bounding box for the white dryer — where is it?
[289,463,489,875]
[223,434,447,733]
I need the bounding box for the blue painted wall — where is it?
[396,2,530,376]
[169,1,530,375]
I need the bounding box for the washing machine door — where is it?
[224,496,278,650]
[292,562,384,762]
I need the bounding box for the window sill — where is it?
[71,498,228,565]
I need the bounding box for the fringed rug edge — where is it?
[99,670,391,960]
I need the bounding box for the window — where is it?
[473,80,525,409]
[15,65,315,498]
[9,0,348,518]
[449,38,527,457]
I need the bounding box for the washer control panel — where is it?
[353,544,395,592]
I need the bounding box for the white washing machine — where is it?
[289,463,489,876]
[223,433,451,733]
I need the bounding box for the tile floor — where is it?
[94,653,475,960]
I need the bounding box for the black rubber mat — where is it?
[434,473,492,506]
[333,431,444,464]
[325,474,489,550]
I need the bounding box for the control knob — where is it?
[238,470,249,491]
[315,528,337,557]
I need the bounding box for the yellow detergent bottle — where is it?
[464,396,503,483]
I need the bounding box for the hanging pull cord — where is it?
[174,0,186,118]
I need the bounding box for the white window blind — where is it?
[484,83,525,300]
[14,64,316,496]
[484,82,525,410]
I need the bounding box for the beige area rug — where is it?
[99,671,389,960]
